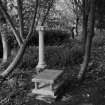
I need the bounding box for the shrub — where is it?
[18,46,38,69]
[92,35,105,47]
[69,46,83,65]
[45,46,66,68]
[92,30,105,47]
[26,30,70,46]
[45,45,83,68]
[17,43,83,70]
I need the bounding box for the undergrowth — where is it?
[1,35,105,105]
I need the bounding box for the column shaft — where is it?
[36,26,47,71]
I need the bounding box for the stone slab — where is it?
[35,94,56,104]
[32,88,55,96]
[32,69,64,83]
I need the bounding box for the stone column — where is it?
[36,26,47,72]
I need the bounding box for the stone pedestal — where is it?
[32,69,64,98]
[36,26,47,72]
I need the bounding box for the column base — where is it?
[36,63,47,73]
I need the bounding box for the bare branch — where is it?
[26,0,39,39]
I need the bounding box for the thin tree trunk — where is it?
[75,17,79,36]
[1,32,8,63]
[0,25,10,63]
[0,0,23,46]
[82,0,88,53]
[17,0,24,42]
[0,0,39,83]
[82,14,88,53]
[77,0,96,80]
[78,32,93,80]
[0,0,54,84]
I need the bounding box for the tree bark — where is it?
[75,17,79,36]
[0,24,10,63]
[77,0,96,80]
[0,0,23,46]
[82,14,88,53]
[0,0,54,84]
[78,32,93,80]
[0,0,39,83]
[82,0,88,53]
[1,32,8,63]
[17,0,24,42]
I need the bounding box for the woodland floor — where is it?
[1,36,105,105]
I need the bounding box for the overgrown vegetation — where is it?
[1,32,105,104]
[0,0,105,105]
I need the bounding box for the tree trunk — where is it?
[0,0,23,46]
[82,0,89,53]
[17,0,24,42]
[0,0,39,83]
[75,17,79,36]
[1,32,8,63]
[78,32,93,80]
[82,14,88,53]
[77,0,96,80]
[0,25,10,63]
[1,41,26,77]
[0,0,54,84]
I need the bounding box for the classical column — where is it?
[36,26,47,72]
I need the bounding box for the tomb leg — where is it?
[35,82,38,90]
[50,83,53,91]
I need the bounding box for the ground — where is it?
[0,32,105,105]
